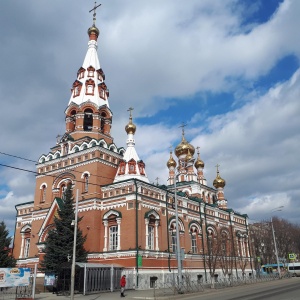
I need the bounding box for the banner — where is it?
[0,268,31,287]
[44,274,56,286]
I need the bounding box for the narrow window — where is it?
[24,238,30,258]
[61,184,67,200]
[109,226,118,250]
[191,234,197,253]
[83,109,93,131]
[84,174,89,193]
[171,231,177,252]
[148,226,154,250]
[40,185,46,203]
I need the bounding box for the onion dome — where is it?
[125,108,136,134]
[167,151,177,168]
[185,148,194,163]
[194,149,204,169]
[213,165,226,188]
[175,133,195,158]
[88,25,100,37]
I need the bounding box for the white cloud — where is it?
[1,0,300,235]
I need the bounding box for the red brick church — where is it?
[13,7,253,289]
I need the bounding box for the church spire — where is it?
[67,2,109,108]
[114,109,149,183]
[64,5,113,142]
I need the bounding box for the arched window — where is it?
[83,109,93,131]
[40,184,47,203]
[24,237,30,258]
[103,210,121,252]
[145,211,159,251]
[83,174,89,193]
[60,184,67,200]
[100,112,106,132]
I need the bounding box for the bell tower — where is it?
[64,3,112,144]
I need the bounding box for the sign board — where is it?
[289,253,296,260]
[257,257,261,262]
[138,255,143,267]
[0,268,31,288]
[44,274,56,286]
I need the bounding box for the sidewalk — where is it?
[35,288,207,300]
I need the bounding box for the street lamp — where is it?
[173,158,194,293]
[70,189,79,300]
[173,174,182,293]
[271,206,284,279]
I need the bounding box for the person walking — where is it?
[120,275,126,297]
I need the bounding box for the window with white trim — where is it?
[109,226,118,250]
[191,234,197,253]
[24,238,30,258]
[148,226,154,250]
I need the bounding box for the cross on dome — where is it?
[89,2,102,26]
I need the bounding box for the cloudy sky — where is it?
[0,0,299,235]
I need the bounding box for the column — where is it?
[117,218,121,250]
[155,220,159,251]
[145,219,149,250]
[19,233,25,258]
[103,220,108,251]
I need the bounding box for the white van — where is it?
[287,263,300,277]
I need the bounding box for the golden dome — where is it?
[175,134,195,158]
[88,25,100,37]
[194,149,204,169]
[185,148,194,163]
[213,169,226,189]
[167,151,177,169]
[125,108,136,134]
[195,157,204,169]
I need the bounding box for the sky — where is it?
[0,0,299,235]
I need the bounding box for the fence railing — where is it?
[149,273,292,298]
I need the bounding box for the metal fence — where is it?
[0,281,33,300]
[143,273,293,299]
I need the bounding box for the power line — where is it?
[0,151,36,163]
[0,151,116,181]
[0,163,114,187]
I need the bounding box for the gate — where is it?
[0,278,33,300]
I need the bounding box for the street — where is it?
[180,277,300,300]
[32,277,299,300]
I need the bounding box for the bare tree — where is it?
[205,227,222,288]
[218,230,234,282]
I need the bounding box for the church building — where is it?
[13,8,253,289]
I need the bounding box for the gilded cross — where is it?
[215,164,220,172]
[89,2,102,25]
[127,107,134,117]
[155,177,159,185]
[178,122,187,136]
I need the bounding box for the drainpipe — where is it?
[198,200,207,282]
[229,213,238,278]
[134,180,139,288]
[204,203,210,282]
[165,191,171,272]
[244,216,254,276]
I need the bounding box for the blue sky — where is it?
[0,0,299,235]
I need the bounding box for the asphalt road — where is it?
[180,277,300,300]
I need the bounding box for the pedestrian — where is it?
[120,275,126,297]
